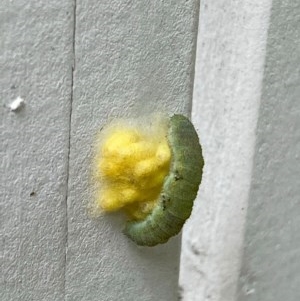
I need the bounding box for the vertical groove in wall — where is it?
[63,0,77,299]
[188,0,201,117]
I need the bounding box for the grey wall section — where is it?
[0,1,73,300]
[2,0,200,300]
[179,1,272,300]
[237,1,300,300]
[65,1,199,300]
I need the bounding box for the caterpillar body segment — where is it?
[124,114,204,246]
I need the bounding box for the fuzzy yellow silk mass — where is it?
[93,117,171,220]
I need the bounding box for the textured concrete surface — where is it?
[237,1,300,300]
[1,0,199,300]
[179,1,272,300]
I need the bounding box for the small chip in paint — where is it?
[9,96,24,111]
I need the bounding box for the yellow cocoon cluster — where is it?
[93,116,171,220]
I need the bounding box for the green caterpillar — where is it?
[124,114,204,246]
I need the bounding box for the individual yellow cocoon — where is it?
[92,116,171,220]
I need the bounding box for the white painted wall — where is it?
[3,1,299,300]
[180,1,300,301]
[236,1,300,300]
[1,0,199,300]
[65,1,199,300]
[1,2,73,299]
